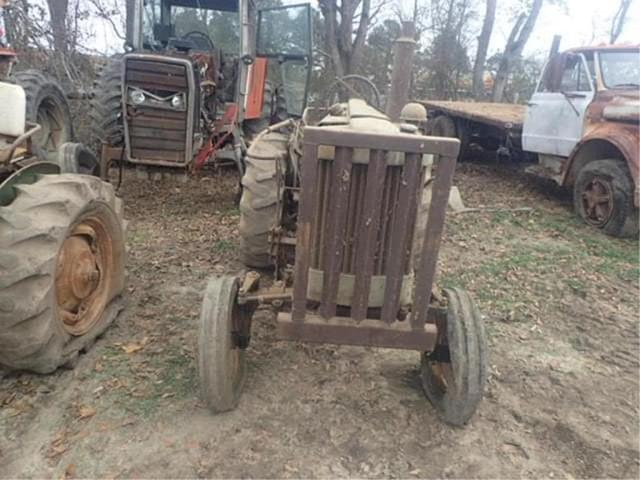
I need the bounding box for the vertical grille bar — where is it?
[292,142,320,323]
[413,154,457,328]
[380,153,423,323]
[319,147,353,318]
[351,150,387,321]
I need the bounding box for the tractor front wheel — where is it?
[198,276,247,413]
[420,287,488,426]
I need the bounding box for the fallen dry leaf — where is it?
[62,463,77,479]
[122,337,149,354]
[78,405,96,419]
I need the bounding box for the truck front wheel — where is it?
[573,159,639,238]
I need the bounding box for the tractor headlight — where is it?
[171,94,184,109]
[130,90,146,105]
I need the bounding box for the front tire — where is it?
[198,276,246,413]
[573,159,639,238]
[421,288,488,426]
[0,174,126,373]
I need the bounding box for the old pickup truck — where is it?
[422,45,639,238]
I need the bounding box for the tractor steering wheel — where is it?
[321,75,382,110]
[183,31,215,52]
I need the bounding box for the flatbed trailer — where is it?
[420,100,527,161]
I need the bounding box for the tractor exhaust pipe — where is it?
[386,21,417,122]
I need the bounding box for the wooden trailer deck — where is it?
[420,100,526,131]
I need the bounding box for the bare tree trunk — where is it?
[492,0,543,102]
[46,0,69,54]
[472,0,496,99]
[319,0,372,76]
[610,0,633,44]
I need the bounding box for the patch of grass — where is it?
[128,230,151,245]
[213,239,234,252]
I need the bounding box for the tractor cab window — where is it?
[142,0,239,53]
[171,7,239,53]
[257,4,312,116]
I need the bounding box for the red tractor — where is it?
[92,0,312,177]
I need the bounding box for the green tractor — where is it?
[0,49,126,373]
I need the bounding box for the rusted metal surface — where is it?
[55,218,114,336]
[281,125,459,350]
[277,313,438,351]
[122,54,196,167]
[413,154,457,328]
[564,88,639,206]
[421,100,525,130]
[386,21,417,122]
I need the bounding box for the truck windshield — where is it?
[143,0,239,52]
[599,51,640,89]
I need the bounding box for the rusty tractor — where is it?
[0,45,126,373]
[198,99,489,426]
[92,0,312,177]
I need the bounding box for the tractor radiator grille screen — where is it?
[311,160,416,276]
[124,57,191,166]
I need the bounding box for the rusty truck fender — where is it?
[562,123,639,207]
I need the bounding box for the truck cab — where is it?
[523,46,639,237]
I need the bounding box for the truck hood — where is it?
[602,91,640,124]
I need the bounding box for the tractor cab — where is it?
[105,0,312,170]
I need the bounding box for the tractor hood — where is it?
[316,99,403,163]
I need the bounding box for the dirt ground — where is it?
[1,163,638,479]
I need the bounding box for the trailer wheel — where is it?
[428,115,469,161]
[198,276,246,413]
[421,287,488,426]
[573,159,639,238]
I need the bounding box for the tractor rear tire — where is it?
[90,56,124,153]
[239,131,289,268]
[0,174,126,373]
[12,70,73,162]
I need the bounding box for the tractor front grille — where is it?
[123,55,195,167]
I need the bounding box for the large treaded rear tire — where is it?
[0,174,126,373]
[89,56,124,153]
[239,131,289,268]
[11,70,73,162]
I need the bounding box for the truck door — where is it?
[255,3,312,117]
[523,53,595,156]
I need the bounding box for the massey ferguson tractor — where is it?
[92,0,312,176]
[0,44,126,373]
